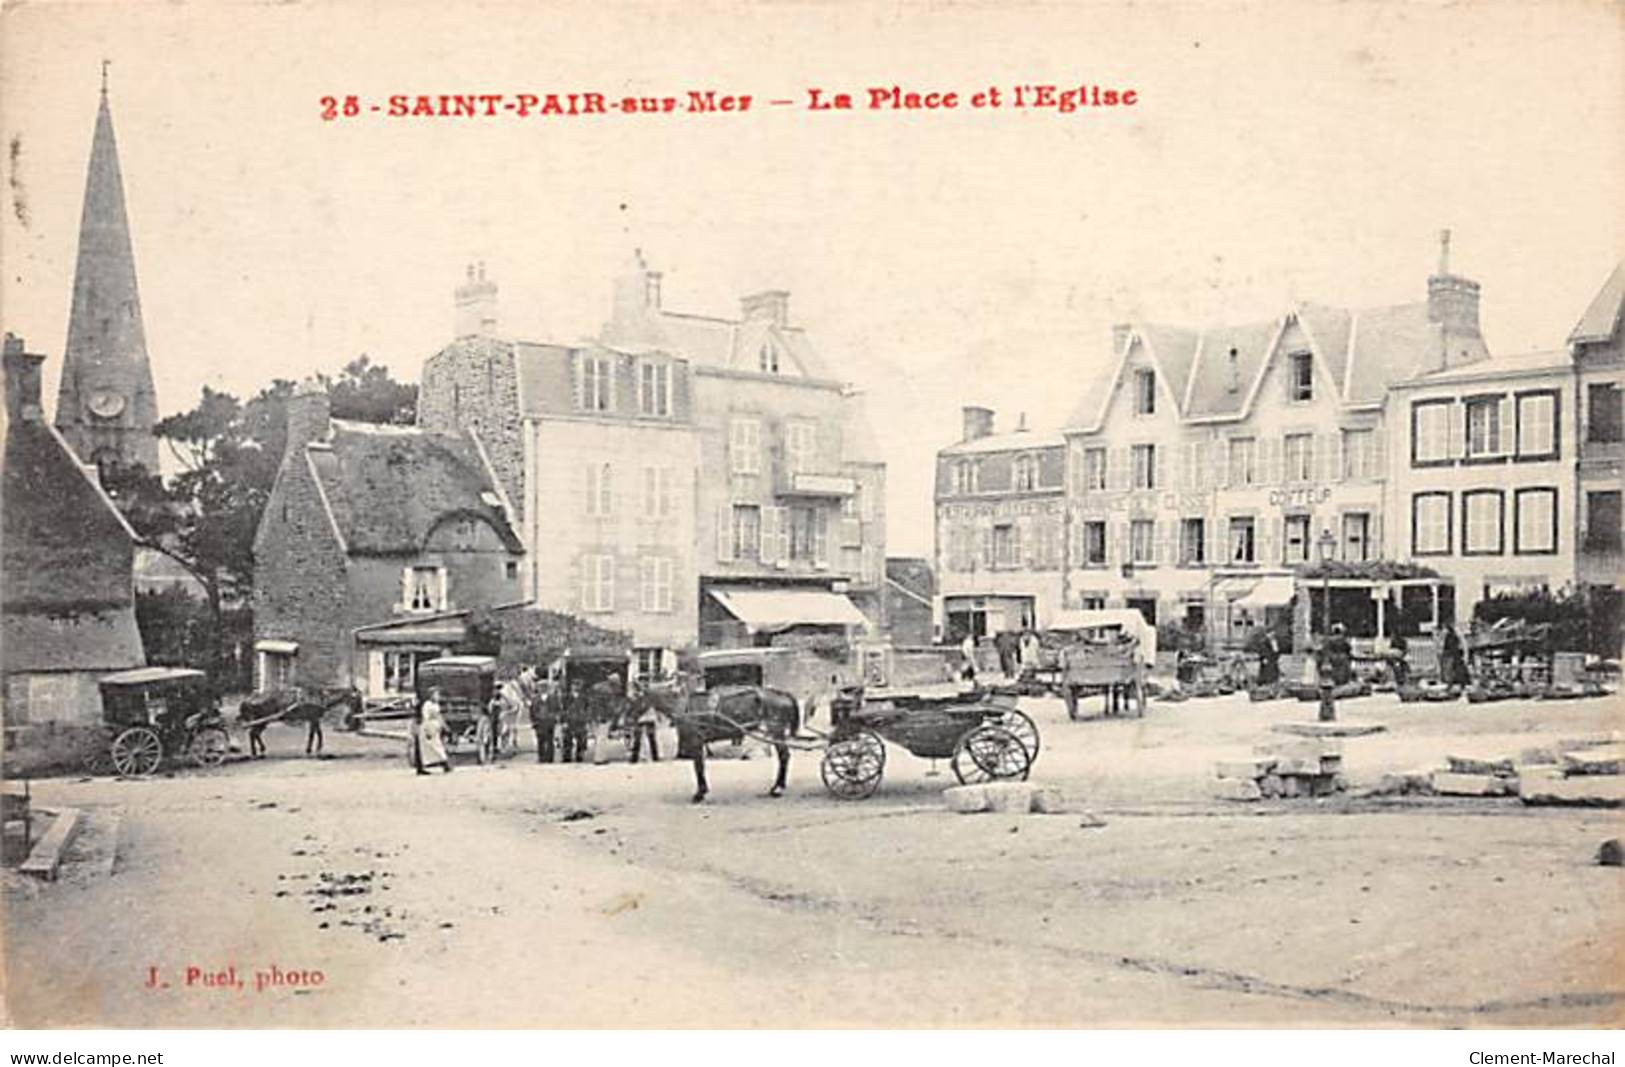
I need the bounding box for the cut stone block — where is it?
[1274,756,1320,776]
[1517,746,1560,766]
[1214,778,1262,801]
[1319,755,1344,775]
[944,785,990,813]
[1279,776,1304,798]
[1520,776,1625,807]
[1271,722,1386,738]
[1374,769,1436,796]
[1309,773,1343,797]
[18,807,81,882]
[1258,774,1284,799]
[1030,786,1068,814]
[1431,772,1513,797]
[1215,757,1276,780]
[1256,739,1343,760]
[982,781,1039,813]
[1447,755,1516,777]
[1562,745,1625,776]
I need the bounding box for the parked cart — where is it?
[413,656,508,764]
[96,667,230,777]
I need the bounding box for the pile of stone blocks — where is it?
[944,781,1071,814]
[1403,735,1624,806]
[1213,739,1348,801]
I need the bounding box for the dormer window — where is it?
[577,354,613,412]
[1013,453,1037,491]
[1288,352,1313,402]
[1134,369,1156,415]
[759,342,780,374]
[638,359,671,417]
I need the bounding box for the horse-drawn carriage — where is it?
[819,687,1041,799]
[413,655,517,764]
[96,667,230,777]
[1048,609,1154,720]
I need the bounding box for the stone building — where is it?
[54,79,160,477]
[418,256,886,671]
[252,382,525,697]
[1568,260,1624,621]
[2,334,145,762]
[933,407,1066,639]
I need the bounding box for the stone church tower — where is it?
[54,74,160,474]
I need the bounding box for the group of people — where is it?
[518,667,664,766]
[1247,622,1472,691]
[958,626,1043,683]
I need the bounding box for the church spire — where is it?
[55,73,160,474]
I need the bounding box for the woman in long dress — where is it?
[416,688,452,774]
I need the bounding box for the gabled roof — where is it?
[305,420,522,556]
[1394,348,1568,388]
[1569,260,1625,345]
[841,392,886,463]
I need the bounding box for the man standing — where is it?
[1325,623,1354,687]
[960,632,979,683]
[562,680,588,764]
[994,629,1018,680]
[528,671,558,764]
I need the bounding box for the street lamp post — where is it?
[1316,528,1337,723]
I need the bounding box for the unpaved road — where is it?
[5,692,1622,1027]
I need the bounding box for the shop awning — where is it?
[709,588,869,632]
[355,620,466,646]
[254,639,299,655]
[1233,575,1296,609]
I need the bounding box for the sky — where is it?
[3,0,1622,556]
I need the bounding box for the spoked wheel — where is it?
[992,708,1041,762]
[820,730,886,800]
[111,726,163,778]
[188,725,230,768]
[951,725,1031,785]
[475,716,495,764]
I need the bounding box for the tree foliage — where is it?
[1473,586,1617,656]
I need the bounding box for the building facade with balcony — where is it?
[418,257,885,663]
[1568,260,1623,619]
[1057,237,1490,648]
[933,407,1066,639]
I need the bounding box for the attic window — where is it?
[1288,352,1313,402]
[759,342,779,374]
[1227,347,1240,392]
[1134,369,1156,415]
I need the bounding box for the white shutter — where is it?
[814,510,830,568]
[759,507,777,564]
[776,506,792,563]
[573,353,585,409]
[1212,439,1231,488]
[1497,396,1513,455]
[401,566,412,609]
[1155,445,1169,492]
[1320,432,1340,483]
[579,557,594,611]
[1447,403,1465,459]
[1105,447,1124,491]
[1261,437,1282,485]
[602,556,615,611]
[1371,512,1384,557]
[716,504,734,562]
[584,464,596,516]
[1371,430,1387,482]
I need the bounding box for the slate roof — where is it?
[1394,348,1569,388]
[3,610,144,673]
[306,420,522,556]
[1569,260,1625,345]
[940,428,1066,455]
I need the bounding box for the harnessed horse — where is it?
[238,686,362,757]
[628,679,803,803]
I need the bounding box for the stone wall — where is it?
[252,448,352,689]
[419,339,526,521]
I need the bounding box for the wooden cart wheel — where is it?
[111,726,163,778]
[951,725,1031,785]
[993,708,1041,761]
[475,716,494,764]
[188,725,230,768]
[820,730,886,800]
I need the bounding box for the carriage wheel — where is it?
[993,708,1041,762]
[951,725,1031,785]
[475,716,494,764]
[111,726,163,778]
[820,730,886,800]
[188,726,230,768]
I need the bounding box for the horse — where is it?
[238,686,361,758]
[633,680,802,803]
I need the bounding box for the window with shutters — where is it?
[1080,595,1107,611]
[1134,370,1156,415]
[1412,400,1452,465]
[1179,518,1205,565]
[992,523,1020,568]
[1130,520,1155,564]
[1034,519,1059,569]
[581,554,615,613]
[1283,514,1311,564]
[786,421,817,475]
[1081,521,1107,565]
[1082,448,1107,492]
[1342,512,1371,562]
[730,417,761,475]
[1013,454,1037,491]
[1465,396,1506,459]
[642,466,673,518]
[640,557,674,612]
[1412,492,1452,556]
[1283,434,1314,483]
[585,462,613,517]
[1287,352,1313,402]
[1514,488,1558,554]
[579,355,613,412]
[637,360,672,417]
[1515,390,1559,459]
[759,342,780,374]
[1341,429,1375,480]
[404,566,445,612]
[1229,517,1256,564]
[731,505,761,561]
[1462,490,1504,555]
[1131,444,1156,490]
[788,506,826,562]
[1587,383,1623,444]
[1228,438,1256,486]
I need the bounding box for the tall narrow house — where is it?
[54,76,160,475]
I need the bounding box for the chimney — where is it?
[612,249,662,321]
[285,377,331,453]
[741,290,790,327]
[3,333,46,423]
[1227,346,1241,393]
[962,405,994,442]
[1426,229,1482,360]
[1111,323,1133,355]
[453,261,499,340]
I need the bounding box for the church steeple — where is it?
[55,69,160,474]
